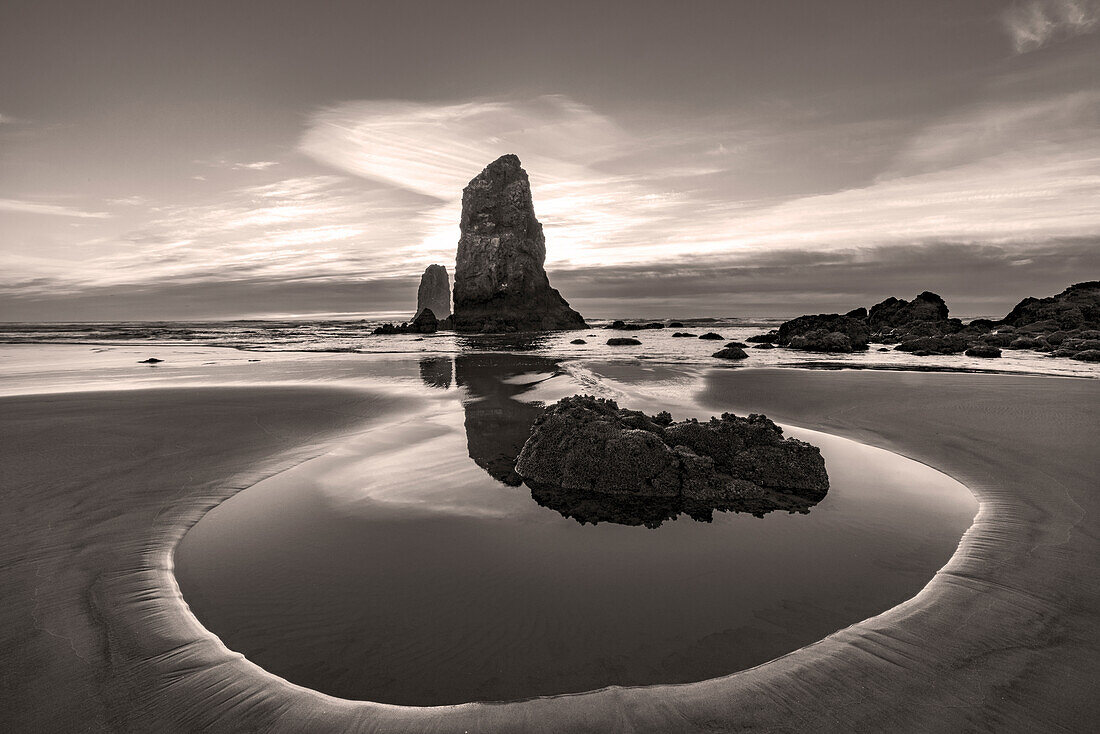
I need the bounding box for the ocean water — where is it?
[1,318,1096,378]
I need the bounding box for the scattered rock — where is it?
[608,321,665,331]
[607,337,642,346]
[965,345,1002,358]
[724,341,748,348]
[752,343,775,349]
[713,346,749,360]
[138,358,163,364]
[667,321,684,328]
[1071,349,1100,362]
[671,332,696,337]
[698,332,724,340]
[452,155,586,332]
[570,338,587,345]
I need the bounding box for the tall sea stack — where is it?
[452,154,586,332]
[415,264,451,320]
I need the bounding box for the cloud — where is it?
[0,113,20,125]
[232,160,281,171]
[0,198,111,219]
[1001,0,1100,53]
[6,43,1100,320]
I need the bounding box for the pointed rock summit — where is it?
[452,154,586,332]
[415,264,451,320]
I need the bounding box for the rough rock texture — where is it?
[452,155,586,333]
[514,396,828,518]
[1071,349,1100,362]
[1003,281,1100,330]
[965,345,1002,358]
[777,314,870,352]
[608,321,664,331]
[868,291,950,331]
[372,308,440,335]
[895,335,969,355]
[414,264,451,320]
[607,337,641,346]
[713,346,749,360]
[747,332,778,343]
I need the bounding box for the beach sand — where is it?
[1,369,1096,732]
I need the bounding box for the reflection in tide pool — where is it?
[174,355,977,706]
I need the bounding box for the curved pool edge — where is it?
[4,370,1097,732]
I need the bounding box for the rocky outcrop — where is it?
[452,155,586,333]
[776,314,870,353]
[514,396,828,525]
[415,264,451,321]
[1003,281,1100,331]
[608,321,664,331]
[373,308,440,335]
[868,291,949,332]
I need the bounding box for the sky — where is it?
[1,0,1098,321]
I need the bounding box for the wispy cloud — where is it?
[4,41,1099,318]
[232,160,281,171]
[1001,0,1100,53]
[0,113,20,125]
[0,198,111,219]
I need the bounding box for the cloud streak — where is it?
[0,198,111,219]
[1001,0,1100,53]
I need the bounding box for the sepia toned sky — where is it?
[2,0,1098,320]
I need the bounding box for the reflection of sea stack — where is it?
[415,264,451,320]
[452,154,586,333]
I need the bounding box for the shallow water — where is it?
[3,317,1096,378]
[174,354,977,705]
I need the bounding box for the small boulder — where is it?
[607,337,642,346]
[698,332,724,340]
[138,357,163,364]
[1070,349,1100,362]
[570,338,587,345]
[965,345,1002,358]
[1008,336,1045,350]
[713,346,749,360]
[672,332,696,337]
[747,332,778,343]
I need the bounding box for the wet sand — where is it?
[1,370,1097,732]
